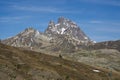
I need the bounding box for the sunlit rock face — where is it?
[45,17,92,44]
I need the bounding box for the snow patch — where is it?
[84,37,88,40]
[93,69,100,73]
[35,30,40,37]
[93,41,96,43]
[31,38,33,42]
[57,31,60,34]
[66,23,69,26]
[61,28,66,34]
[63,22,66,25]
[55,23,60,26]
[49,26,52,29]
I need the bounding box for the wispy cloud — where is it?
[0,16,30,23]
[12,5,60,13]
[101,0,120,6]
[111,23,120,26]
[11,5,82,14]
[78,0,120,6]
[88,20,120,26]
[89,20,103,24]
[95,27,120,33]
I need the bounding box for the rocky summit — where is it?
[45,17,91,43]
[2,17,93,52]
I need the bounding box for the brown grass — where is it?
[0,43,120,80]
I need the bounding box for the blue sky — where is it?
[0,0,120,42]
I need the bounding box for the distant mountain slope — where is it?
[90,40,120,51]
[2,28,39,47]
[0,43,120,80]
[2,27,51,51]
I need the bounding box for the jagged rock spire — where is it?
[45,17,91,43]
[58,16,66,23]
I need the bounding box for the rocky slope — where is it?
[2,27,51,51]
[0,43,120,80]
[61,40,120,72]
[45,17,92,44]
[2,17,93,52]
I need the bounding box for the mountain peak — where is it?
[45,17,91,44]
[24,27,36,32]
[58,16,66,23]
[58,17,77,27]
[2,17,94,52]
[48,20,55,27]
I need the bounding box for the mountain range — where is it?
[1,17,120,74]
[2,17,94,52]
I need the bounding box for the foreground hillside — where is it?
[0,43,120,80]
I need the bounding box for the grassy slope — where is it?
[0,43,120,80]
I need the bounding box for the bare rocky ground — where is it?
[0,43,120,80]
[56,49,120,73]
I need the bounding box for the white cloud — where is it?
[11,5,82,14]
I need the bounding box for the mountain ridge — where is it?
[90,40,120,51]
[2,17,94,52]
